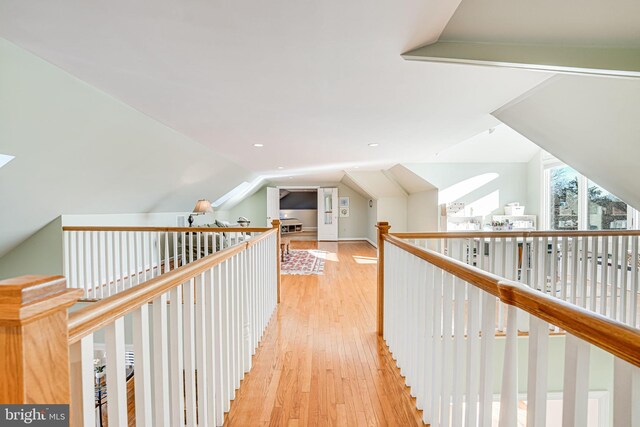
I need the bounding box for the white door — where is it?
[266,187,280,227]
[317,188,338,241]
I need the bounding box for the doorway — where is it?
[276,188,319,241]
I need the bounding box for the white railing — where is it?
[63,226,271,299]
[379,227,640,427]
[68,228,279,426]
[395,231,640,329]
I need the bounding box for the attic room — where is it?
[1,1,639,426]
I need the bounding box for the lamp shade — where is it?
[192,199,213,214]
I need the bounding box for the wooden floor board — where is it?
[225,241,424,426]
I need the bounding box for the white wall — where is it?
[337,183,368,239]
[0,38,253,259]
[406,163,531,218]
[367,198,378,246]
[0,217,63,279]
[407,189,439,232]
[526,150,544,220]
[224,186,268,227]
[377,196,408,233]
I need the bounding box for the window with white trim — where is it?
[542,155,638,230]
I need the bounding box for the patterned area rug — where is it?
[281,249,326,275]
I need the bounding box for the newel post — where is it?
[272,219,282,303]
[0,275,82,404]
[376,221,390,336]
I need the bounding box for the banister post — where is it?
[272,219,281,303]
[376,221,390,336]
[0,275,82,404]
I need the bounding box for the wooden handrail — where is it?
[392,229,640,239]
[68,228,277,344]
[383,233,640,368]
[63,226,271,233]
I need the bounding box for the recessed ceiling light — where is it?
[354,166,360,169]
[253,143,264,147]
[277,166,284,170]
[368,143,379,147]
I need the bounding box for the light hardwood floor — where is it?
[225,241,425,426]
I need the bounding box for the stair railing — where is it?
[63,225,272,300]
[0,221,281,427]
[377,222,640,427]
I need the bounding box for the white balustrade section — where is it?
[383,236,640,427]
[68,229,279,426]
[404,232,640,328]
[63,227,269,299]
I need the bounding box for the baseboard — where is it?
[336,237,377,248]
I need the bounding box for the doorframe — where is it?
[277,186,321,241]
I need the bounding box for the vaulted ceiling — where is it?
[1,0,639,258]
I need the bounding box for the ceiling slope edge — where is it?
[402,41,640,78]
[492,74,640,211]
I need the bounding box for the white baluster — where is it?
[562,334,590,427]
[631,236,638,328]
[613,357,640,427]
[561,236,569,301]
[600,236,609,316]
[64,231,71,288]
[498,306,518,427]
[440,269,454,427]
[422,262,436,424]
[132,304,153,427]
[415,259,427,413]
[195,273,209,427]
[214,263,225,426]
[465,284,481,427]
[118,231,125,292]
[221,260,232,411]
[169,285,185,426]
[612,236,620,320]
[70,335,95,427]
[429,266,443,426]
[133,231,139,286]
[580,236,589,308]
[620,235,629,323]
[141,231,147,283]
[184,278,198,427]
[153,294,171,427]
[105,317,127,427]
[590,236,599,312]
[479,291,496,427]
[571,237,579,306]
[205,267,218,427]
[526,316,549,427]
[451,243,466,426]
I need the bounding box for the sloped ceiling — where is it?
[0,0,550,177]
[440,0,640,46]
[494,75,640,210]
[0,39,253,257]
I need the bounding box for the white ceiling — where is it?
[0,0,551,180]
[426,124,541,163]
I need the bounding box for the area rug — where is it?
[281,249,326,275]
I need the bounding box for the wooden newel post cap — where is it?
[0,275,82,325]
[272,219,281,228]
[0,275,82,404]
[376,221,390,233]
